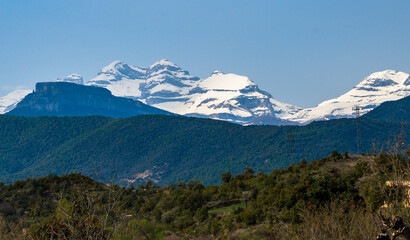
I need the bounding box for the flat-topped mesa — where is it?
[10,82,171,118]
[35,81,110,96]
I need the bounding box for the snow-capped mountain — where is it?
[2,61,409,126]
[55,73,84,84]
[282,70,410,123]
[179,70,301,122]
[87,60,301,123]
[0,89,33,114]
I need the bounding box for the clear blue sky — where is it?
[0,0,409,108]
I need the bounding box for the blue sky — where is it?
[0,0,409,107]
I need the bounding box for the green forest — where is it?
[0,114,407,185]
[1,95,410,239]
[1,149,410,239]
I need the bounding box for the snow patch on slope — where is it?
[55,73,84,84]
[0,89,32,114]
[198,72,255,91]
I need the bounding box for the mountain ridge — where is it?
[1,61,409,125]
[87,59,296,124]
[283,70,410,123]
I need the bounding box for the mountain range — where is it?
[0,90,408,185]
[0,63,410,185]
[1,60,409,124]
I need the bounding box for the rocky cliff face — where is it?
[8,82,171,118]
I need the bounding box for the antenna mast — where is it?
[352,105,362,154]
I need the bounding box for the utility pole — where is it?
[352,105,362,154]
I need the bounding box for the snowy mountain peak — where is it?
[357,70,410,88]
[101,60,147,76]
[199,72,255,91]
[55,73,83,84]
[211,70,224,76]
[101,60,124,72]
[149,59,179,69]
[88,61,147,86]
[366,70,408,81]
[148,59,183,75]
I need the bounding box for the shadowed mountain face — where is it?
[8,82,172,118]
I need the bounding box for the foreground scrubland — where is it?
[1,148,410,239]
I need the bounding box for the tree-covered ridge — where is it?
[0,115,112,176]
[0,151,408,239]
[0,114,407,185]
[363,94,410,123]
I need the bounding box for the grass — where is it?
[208,203,247,216]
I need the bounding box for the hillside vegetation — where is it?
[0,114,407,185]
[0,150,409,239]
[0,115,111,176]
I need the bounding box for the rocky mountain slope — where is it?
[283,70,410,123]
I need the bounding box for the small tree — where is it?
[221,171,232,183]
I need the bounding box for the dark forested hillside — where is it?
[0,115,112,176]
[363,94,410,122]
[0,152,406,239]
[0,114,406,185]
